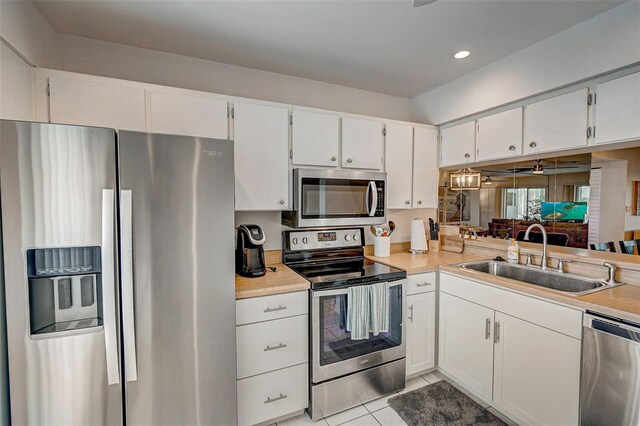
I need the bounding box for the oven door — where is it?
[294,168,386,228]
[311,279,406,384]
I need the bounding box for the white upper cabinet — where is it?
[341,117,383,170]
[291,109,340,167]
[440,121,476,167]
[523,88,588,154]
[233,101,290,211]
[0,43,33,121]
[385,123,414,209]
[594,72,640,145]
[148,91,228,139]
[413,126,439,209]
[476,107,523,162]
[49,74,145,131]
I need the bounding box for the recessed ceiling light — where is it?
[454,50,470,59]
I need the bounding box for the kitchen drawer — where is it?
[237,314,308,379]
[440,272,582,339]
[236,291,308,325]
[237,363,308,426]
[407,272,437,295]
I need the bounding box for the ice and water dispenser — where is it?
[27,247,103,337]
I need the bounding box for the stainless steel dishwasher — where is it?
[581,311,640,426]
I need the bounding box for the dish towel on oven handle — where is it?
[346,285,371,340]
[370,281,390,335]
[346,282,390,340]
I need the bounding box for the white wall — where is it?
[411,1,640,124]
[592,154,628,244]
[0,1,416,122]
[236,208,437,251]
[0,41,34,120]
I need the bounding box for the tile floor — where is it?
[273,370,519,426]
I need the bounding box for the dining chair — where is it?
[618,240,640,255]
[590,242,616,252]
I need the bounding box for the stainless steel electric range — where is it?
[282,228,407,420]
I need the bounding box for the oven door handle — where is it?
[312,280,405,298]
[366,181,378,217]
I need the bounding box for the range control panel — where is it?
[286,228,364,251]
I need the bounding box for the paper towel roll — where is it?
[410,219,428,253]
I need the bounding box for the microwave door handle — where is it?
[368,181,378,217]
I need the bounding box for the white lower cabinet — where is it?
[438,292,494,402]
[236,291,309,425]
[438,273,582,425]
[406,291,436,376]
[493,312,580,426]
[237,363,308,426]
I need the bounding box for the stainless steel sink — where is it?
[454,260,625,296]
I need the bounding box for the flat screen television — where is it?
[541,202,587,222]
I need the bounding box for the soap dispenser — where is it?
[507,238,520,264]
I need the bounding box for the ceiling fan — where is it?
[413,0,438,7]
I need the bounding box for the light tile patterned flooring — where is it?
[273,370,519,426]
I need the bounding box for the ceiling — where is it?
[32,0,622,98]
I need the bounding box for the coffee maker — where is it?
[235,224,267,277]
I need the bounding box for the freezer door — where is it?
[0,120,122,425]
[118,131,237,425]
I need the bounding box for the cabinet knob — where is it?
[529,141,537,148]
[279,199,285,205]
[346,158,353,163]
[331,156,337,161]
[508,145,516,151]
[417,200,422,205]
[464,153,470,159]
[405,200,410,205]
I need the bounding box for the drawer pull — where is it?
[264,305,287,313]
[264,343,287,352]
[264,393,288,404]
[416,282,432,287]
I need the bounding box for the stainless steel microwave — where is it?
[281,168,386,228]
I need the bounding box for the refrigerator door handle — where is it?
[121,189,138,382]
[102,189,120,385]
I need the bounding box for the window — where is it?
[503,187,546,220]
[575,185,590,203]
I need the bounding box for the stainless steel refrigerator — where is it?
[0,120,237,425]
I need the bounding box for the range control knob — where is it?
[292,237,298,245]
[302,237,309,244]
[353,234,360,241]
[344,234,352,242]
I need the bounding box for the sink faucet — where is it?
[523,224,548,270]
[603,262,617,285]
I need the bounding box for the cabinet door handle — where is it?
[485,318,491,340]
[331,156,337,161]
[408,305,414,323]
[279,199,285,205]
[264,343,287,352]
[264,305,286,313]
[264,393,288,404]
[508,145,516,151]
[529,141,537,148]
[464,153,471,159]
[416,282,432,287]
[494,321,501,343]
[417,200,422,205]
[405,200,410,205]
[346,158,353,163]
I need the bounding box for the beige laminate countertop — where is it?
[365,251,484,275]
[367,250,640,324]
[235,263,309,300]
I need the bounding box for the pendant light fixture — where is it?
[449,168,481,190]
[532,159,544,175]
